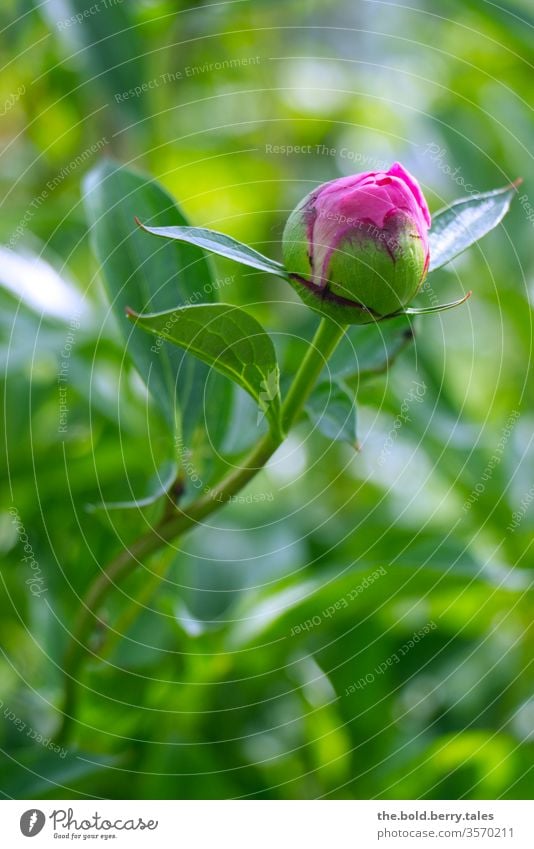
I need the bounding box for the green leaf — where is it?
[135,220,289,279]
[305,380,358,447]
[428,183,519,272]
[330,315,414,386]
[86,459,178,512]
[36,0,146,121]
[83,159,218,439]
[127,303,282,437]
[401,290,472,315]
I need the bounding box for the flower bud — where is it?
[282,162,431,324]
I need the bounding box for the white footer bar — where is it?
[2,800,531,848]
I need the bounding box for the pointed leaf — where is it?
[127,303,282,436]
[305,380,358,447]
[401,291,472,315]
[136,220,289,279]
[429,183,518,272]
[83,159,218,439]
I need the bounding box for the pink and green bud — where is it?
[282,162,431,324]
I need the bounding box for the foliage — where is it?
[0,0,533,802]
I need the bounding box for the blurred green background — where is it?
[1,0,533,800]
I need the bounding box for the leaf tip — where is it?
[125,306,139,320]
[134,215,148,231]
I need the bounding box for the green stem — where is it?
[281,316,348,432]
[57,317,346,743]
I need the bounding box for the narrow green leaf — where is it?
[330,316,414,386]
[36,0,147,121]
[401,291,472,315]
[86,459,178,513]
[305,380,358,447]
[135,220,289,279]
[127,303,282,436]
[428,183,519,272]
[83,159,218,439]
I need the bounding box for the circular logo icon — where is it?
[20,810,46,837]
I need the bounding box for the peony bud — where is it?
[282,162,431,324]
